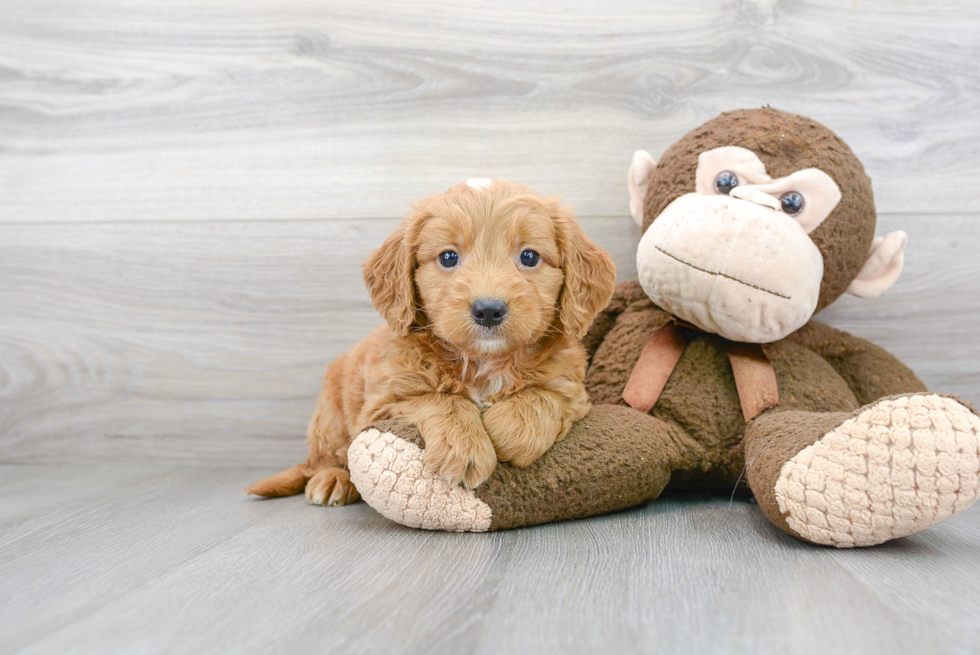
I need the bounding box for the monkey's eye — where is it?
[519,249,540,267]
[714,171,739,195]
[780,192,805,216]
[438,250,460,268]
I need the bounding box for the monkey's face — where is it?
[636,146,843,343]
[629,108,907,344]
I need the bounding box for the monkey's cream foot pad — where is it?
[775,394,980,548]
[348,428,492,532]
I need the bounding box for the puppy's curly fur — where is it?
[248,180,616,505]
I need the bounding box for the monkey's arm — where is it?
[582,280,649,361]
[789,320,927,405]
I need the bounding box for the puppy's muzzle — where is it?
[471,297,508,328]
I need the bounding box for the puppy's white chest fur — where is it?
[465,357,511,408]
[470,375,506,408]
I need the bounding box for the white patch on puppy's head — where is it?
[466,178,493,189]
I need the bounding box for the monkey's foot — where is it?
[347,424,492,532]
[774,394,980,548]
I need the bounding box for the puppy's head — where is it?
[363,179,616,356]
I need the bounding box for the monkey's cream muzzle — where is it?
[636,193,824,343]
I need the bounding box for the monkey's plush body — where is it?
[346,108,980,547]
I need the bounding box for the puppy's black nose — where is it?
[471,298,508,328]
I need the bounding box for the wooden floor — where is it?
[2,0,980,652]
[2,464,980,655]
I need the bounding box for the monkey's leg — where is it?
[745,393,980,548]
[347,405,706,532]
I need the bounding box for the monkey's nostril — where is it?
[471,298,508,328]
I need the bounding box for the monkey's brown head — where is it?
[628,107,907,343]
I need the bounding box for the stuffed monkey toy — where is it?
[347,108,980,547]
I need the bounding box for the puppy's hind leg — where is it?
[246,463,359,506]
[302,357,361,506]
[247,355,361,507]
[305,467,360,506]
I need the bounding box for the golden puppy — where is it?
[247,179,616,506]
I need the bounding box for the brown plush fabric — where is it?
[743,410,855,541]
[584,281,868,493]
[372,418,426,449]
[581,280,658,361]
[787,321,928,404]
[586,281,671,405]
[643,107,876,312]
[474,405,707,530]
[373,407,708,531]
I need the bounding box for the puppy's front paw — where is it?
[483,399,562,468]
[422,424,497,489]
[305,467,360,506]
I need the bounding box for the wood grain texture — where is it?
[1,464,979,654]
[3,3,979,651]
[0,216,639,465]
[2,0,980,222]
[1,213,976,465]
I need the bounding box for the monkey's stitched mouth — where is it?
[655,246,790,300]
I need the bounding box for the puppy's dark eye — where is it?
[519,249,540,267]
[438,250,460,268]
[780,192,805,215]
[715,171,739,195]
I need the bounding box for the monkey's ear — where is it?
[847,231,908,299]
[362,212,423,336]
[628,150,657,226]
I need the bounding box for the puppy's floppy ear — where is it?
[363,209,424,337]
[551,200,617,339]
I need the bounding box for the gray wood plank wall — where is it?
[2,0,979,466]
